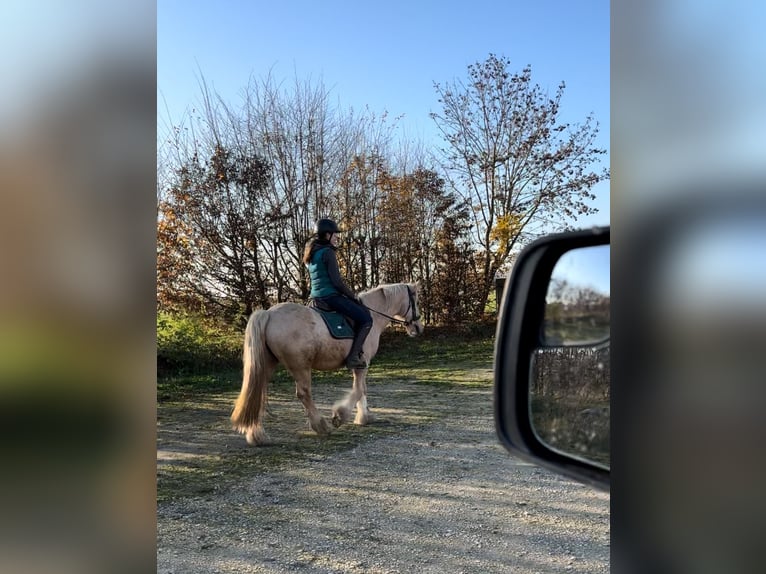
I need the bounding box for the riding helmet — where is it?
[314,218,340,236]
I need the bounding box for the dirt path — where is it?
[157,373,609,573]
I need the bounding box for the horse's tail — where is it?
[231,310,272,438]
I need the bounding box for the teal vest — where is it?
[308,246,337,298]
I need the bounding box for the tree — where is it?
[331,109,400,292]
[157,145,272,320]
[241,74,342,302]
[158,72,409,318]
[429,208,479,324]
[431,54,609,317]
[376,167,475,323]
[335,152,387,291]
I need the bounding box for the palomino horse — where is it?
[231,282,423,445]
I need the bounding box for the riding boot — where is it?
[345,322,372,369]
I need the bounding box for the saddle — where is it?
[307,299,355,339]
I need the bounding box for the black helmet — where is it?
[314,218,340,236]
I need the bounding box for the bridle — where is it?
[362,286,421,328]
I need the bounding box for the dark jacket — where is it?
[306,242,357,300]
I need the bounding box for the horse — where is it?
[231,282,424,445]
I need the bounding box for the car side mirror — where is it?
[494,226,610,490]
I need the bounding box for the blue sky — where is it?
[550,244,611,296]
[158,0,610,227]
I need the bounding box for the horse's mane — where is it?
[359,282,419,315]
[359,282,417,297]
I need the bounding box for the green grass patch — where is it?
[157,312,242,377]
[156,386,439,503]
[374,323,495,381]
[382,330,495,388]
[157,321,497,401]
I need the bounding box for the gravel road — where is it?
[158,375,610,573]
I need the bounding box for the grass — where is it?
[372,323,496,387]
[157,394,451,504]
[157,319,613,502]
[157,323,497,400]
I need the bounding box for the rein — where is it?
[361,286,421,327]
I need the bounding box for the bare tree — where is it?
[158,72,420,317]
[431,54,609,317]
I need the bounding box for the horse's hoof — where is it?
[355,411,375,426]
[313,417,332,436]
[332,404,351,427]
[245,427,270,446]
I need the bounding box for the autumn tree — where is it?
[429,210,481,324]
[431,54,609,317]
[330,108,403,292]
[377,168,419,283]
[157,145,272,319]
[334,152,386,291]
[357,163,478,323]
[158,73,410,318]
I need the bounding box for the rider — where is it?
[303,218,373,369]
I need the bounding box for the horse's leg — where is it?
[332,367,366,428]
[291,368,332,436]
[353,369,375,426]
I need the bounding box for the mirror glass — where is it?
[531,244,610,467]
[543,245,610,345]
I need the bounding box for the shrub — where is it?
[157,312,242,377]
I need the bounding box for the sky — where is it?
[550,244,611,296]
[158,0,610,228]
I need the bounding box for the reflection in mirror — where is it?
[544,245,610,346]
[532,244,610,467]
[530,342,610,467]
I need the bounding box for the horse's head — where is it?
[360,282,424,336]
[400,283,424,337]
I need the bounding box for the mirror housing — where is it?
[494,226,610,491]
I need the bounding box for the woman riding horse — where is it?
[302,218,373,369]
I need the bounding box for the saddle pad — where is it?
[315,309,354,339]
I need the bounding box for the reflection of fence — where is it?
[530,344,610,466]
[532,345,610,400]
